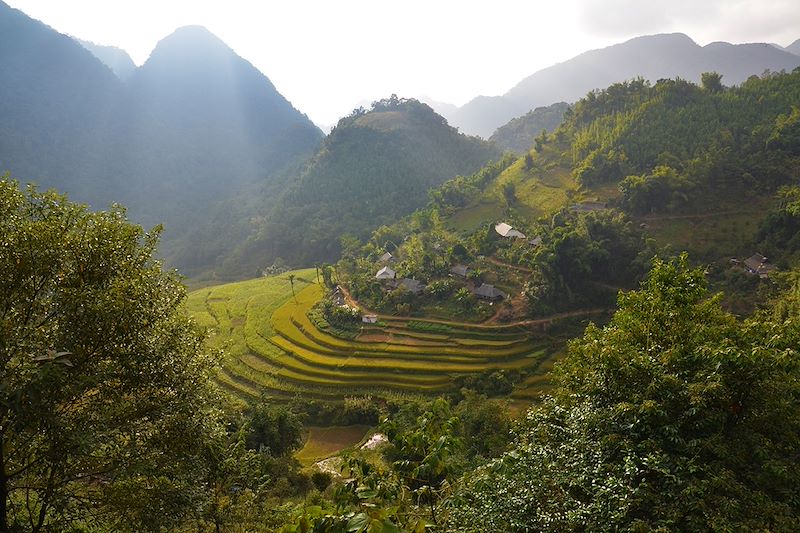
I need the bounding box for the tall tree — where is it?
[0,177,221,531]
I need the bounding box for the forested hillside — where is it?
[212,97,500,278]
[489,101,570,153]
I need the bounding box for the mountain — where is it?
[0,1,125,202]
[0,4,323,273]
[112,25,323,229]
[213,96,501,278]
[787,38,800,56]
[445,33,800,137]
[489,102,570,153]
[77,39,136,80]
[418,96,459,119]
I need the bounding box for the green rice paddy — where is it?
[186,270,560,404]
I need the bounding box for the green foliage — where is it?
[565,72,800,194]
[245,401,304,456]
[619,164,696,214]
[501,181,516,206]
[767,105,800,154]
[406,321,452,334]
[0,177,222,531]
[701,71,724,92]
[526,209,648,311]
[489,102,570,154]
[755,186,800,264]
[447,255,800,531]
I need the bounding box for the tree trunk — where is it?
[0,433,7,532]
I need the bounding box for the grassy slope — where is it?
[445,138,773,261]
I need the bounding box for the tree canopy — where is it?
[447,255,800,531]
[0,176,221,531]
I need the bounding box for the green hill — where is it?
[489,101,570,153]
[335,70,800,332]
[213,96,501,279]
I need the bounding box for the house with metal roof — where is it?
[494,222,527,239]
[375,266,396,280]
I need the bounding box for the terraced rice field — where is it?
[187,271,560,403]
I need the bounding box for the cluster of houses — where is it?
[373,252,507,303]
[732,253,777,278]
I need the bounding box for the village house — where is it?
[494,222,527,239]
[362,314,378,324]
[391,278,425,295]
[450,264,471,278]
[378,251,394,263]
[472,283,507,301]
[528,236,543,247]
[375,266,396,280]
[743,253,776,278]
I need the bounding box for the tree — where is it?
[523,153,533,170]
[245,402,304,456]
[534,129,547,152]
[501,181,516,206]
[701,71,724,92]
[287,273,297,302]
[448,255,800,531]
[0,177,221,531]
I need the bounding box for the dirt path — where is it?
[485,256,534,273]
[639,209,762,222]
[338,285,606,330]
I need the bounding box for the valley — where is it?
[2,1,800,528]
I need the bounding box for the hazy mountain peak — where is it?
[77,38,136,80]
[787,38,800,56]
[143,25,236,69]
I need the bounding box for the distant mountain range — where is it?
[0,2,497,279]
[0,1,322,260]
[433,33,800,138]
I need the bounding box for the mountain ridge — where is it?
[77,38,136,80]
[444,33,800,138]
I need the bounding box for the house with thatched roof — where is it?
[472,283,506,301]
[450,264,471,278]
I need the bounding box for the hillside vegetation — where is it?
[489,101,570,153]
[214,97,500,278]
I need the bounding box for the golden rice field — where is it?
[186,270,561,404]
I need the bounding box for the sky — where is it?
[6,0,800,128]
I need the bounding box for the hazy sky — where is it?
[6,0,800,127]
